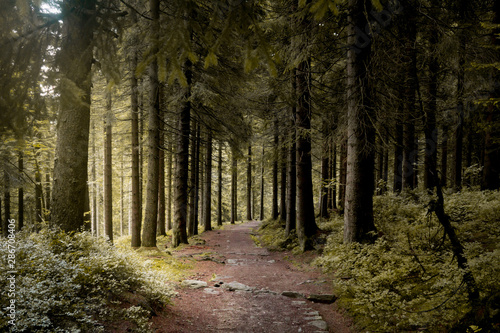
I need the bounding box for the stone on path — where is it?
[181,280,208,289]
[222,281,254,291]
[308,320,329,331]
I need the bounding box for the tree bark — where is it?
[194,124,201,235]
[217,141,223,226]
[344,0,377,244]
[247,144,252,221]
[279,140,287,222]
[272,119,279,220]
[172,59,192,246]
[338,135,347,212]
[51,0,96,232]
[424,25,439,191]
[482,0,500,189]
[259,145,265,221]
[231,148,238,224]
[203,131,213,231]
[17,149,23,231]
[188,121,198,237]
[319,128,330,218]
[157,106,166,236]
[393,121,403,193]
[296,60,318,250]
[166,138,173,230]
[142,0,160,248]
[104,90,113,243]
[286,107,296,237]
[130,16,142,245]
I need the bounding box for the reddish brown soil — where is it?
[152,221,356,333]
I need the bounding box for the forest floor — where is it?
[151,221,356,333]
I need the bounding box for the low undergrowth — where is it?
[314,190,500,332]
[0,229,181,333]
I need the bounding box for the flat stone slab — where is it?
[181,280,208,289]
[203,288,220,295]
[223,281,254,291]
[309,320,328,331]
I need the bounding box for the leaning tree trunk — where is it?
[51,0,96,232]
[344,0,377,244]
[272,119,279,220]
[142,0,161,247]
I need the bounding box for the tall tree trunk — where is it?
[338,135,347,212]
[482,0,500,190]
[130,22,141,245]
[319,129,330,218]
[104,91,113,243]
[272,119,279,220]
[91,120,98,236]
[157,108,166,236]
[166,138,173,230]
[231,149,238,224]
[453,34,465,192]
[35,164,43,225]
[188,121,198,237]
[217,141,223,226]
[441,126,449,187]
[172,60,192,246]
[344,0,377,244]
[45,173,51,221]
[296,60,318,250]
[247,144,252,221]
[120,156,124,237]
[51,0,96,231]
[279,141,287,222]
[194,124,201,235]
[203,131,213,231]
[259,145,265,221]
[142,0,160,247]
[424,25,439,191]
[401,6,417,191]
[331,143,337,209]
[17,149,23,231]
[286,114,296,236]
[393,121,403,192]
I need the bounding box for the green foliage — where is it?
[257,219,300,253]
[0,229,177,332]
[314,191,500,332]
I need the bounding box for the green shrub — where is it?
[0,229,176,332]
[314,190,500,332]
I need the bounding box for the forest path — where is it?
[154,221,355,333]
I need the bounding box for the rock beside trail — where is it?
[181,280,208,289]
[306,294,337,304]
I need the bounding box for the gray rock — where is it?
[281,291,305,298]
[306,294,337,304]
[305,316,323,321]
[181,280,208,289]
[203,288,220,295]
[223,281,254,291]
[309,320,328,331]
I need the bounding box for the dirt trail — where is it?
[154,221,355,333]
